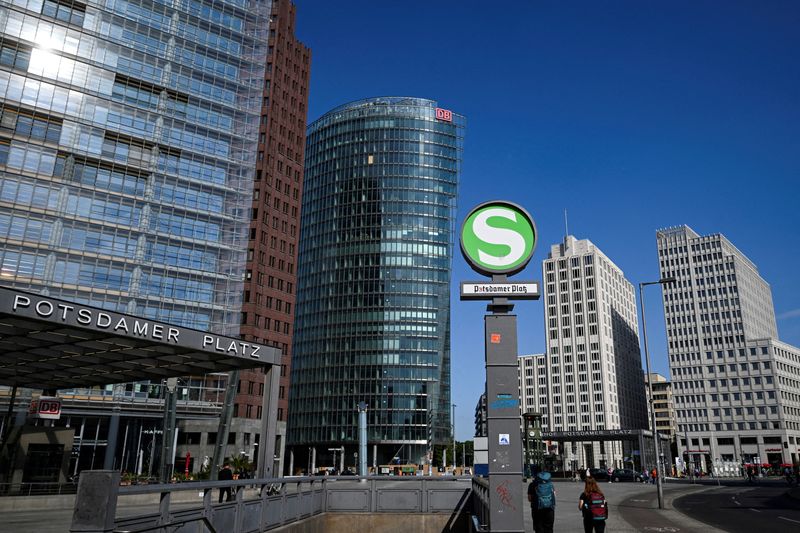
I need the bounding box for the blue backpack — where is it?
[535,480,555,509]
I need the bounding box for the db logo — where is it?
[435,108,452,122]
[39,399,61,415]
[30,397,61,419]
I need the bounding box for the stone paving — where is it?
[523,478,726,532]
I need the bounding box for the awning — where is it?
[0,286,280,390]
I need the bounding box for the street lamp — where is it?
[639,276,675,510]
[452,403,457,473]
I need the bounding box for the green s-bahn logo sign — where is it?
[460,201,537,277]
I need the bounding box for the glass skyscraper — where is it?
[287,97,464,469]
[0,0,270,334]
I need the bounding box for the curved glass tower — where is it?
[288,97,464,470]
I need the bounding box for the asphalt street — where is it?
[674,482,800,533]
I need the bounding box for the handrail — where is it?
[0,481,78,496]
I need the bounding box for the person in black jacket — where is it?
[218,463,234,502]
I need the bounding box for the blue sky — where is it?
[294,0,800,440]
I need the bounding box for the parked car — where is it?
[588,468,610,481]
[611,468,645,482]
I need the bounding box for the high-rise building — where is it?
[0,0,275,475]
[518,353,546,419]
[474,393,487,438]
[235,0,310,477]
[287,97,464,472]
[541,236,648,469]
[644,372,677,441]
[657,225,800,470]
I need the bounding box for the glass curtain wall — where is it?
[288,97,464,469]
[0,0,271,334]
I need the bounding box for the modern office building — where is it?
[287,97,464,472]
[541,236,649,469]
[0,0,273,477]
[644,372,677,441]
[518,353,546,419]
[657,225,800,471]
[474,393,487,438]
[233,0,310,479]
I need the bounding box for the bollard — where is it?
[70,470,120,533]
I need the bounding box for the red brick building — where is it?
[236,0,310,475]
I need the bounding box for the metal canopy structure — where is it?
[541,429,667,442]
[0,286,280,390]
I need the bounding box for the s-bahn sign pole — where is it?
[460,201,539,533]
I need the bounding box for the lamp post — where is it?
[452,403,457,473]
[639,276,675,510]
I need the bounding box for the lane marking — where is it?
[779,517,800,524]
[749,508,761,513]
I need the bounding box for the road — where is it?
[674,481,800,532]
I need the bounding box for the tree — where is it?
[229,453,252,475]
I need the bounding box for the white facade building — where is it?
[518,353,546,418]
[539,236,649,469]
[656,225,800,471]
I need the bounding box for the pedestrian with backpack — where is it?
[527,470,556,533]
[578,477,608,533]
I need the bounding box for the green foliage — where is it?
[431,441,474,467]
[229,453,252,474]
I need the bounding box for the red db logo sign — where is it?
[30,397,62,419]
[435,108,452,122]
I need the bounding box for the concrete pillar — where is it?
[358,403,367,476]
[256,364,280,478]
[69,471,120,533]
[485,311,524,532]
[211,371,239,480]
[102,407,120,470]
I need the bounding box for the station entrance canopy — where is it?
[542,429,661,442]
[0,286,280,389]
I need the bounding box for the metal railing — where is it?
[0,481,78,496]
[70,471,475,533]
[471,477,489,532]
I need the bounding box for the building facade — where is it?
[517,353,546,420]
[474,393,487,438]
[0,0,279,477]
[644,372,677,441]
[287,97,464,472]
[540,236,648,469]
[233,0,310,478]
[657,225,800,471]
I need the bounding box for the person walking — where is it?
[579,477,608,533]
[218,463,234,503]
[527,470,556,533]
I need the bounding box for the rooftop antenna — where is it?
[564,209,569,248]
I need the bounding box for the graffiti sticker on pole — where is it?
[499,434,510,445]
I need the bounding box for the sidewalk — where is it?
[523,479,727,532]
